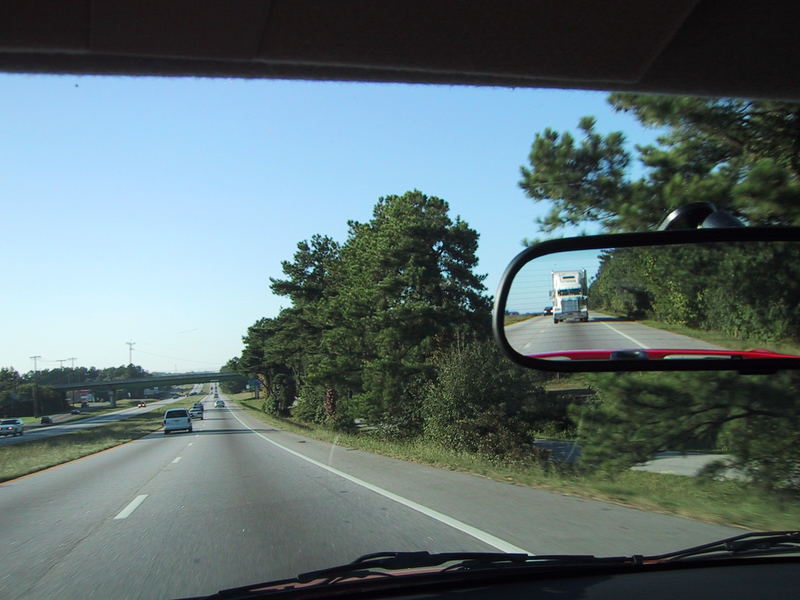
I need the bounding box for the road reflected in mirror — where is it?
[503,241,800,361]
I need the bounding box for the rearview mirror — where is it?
[493,227,800,372]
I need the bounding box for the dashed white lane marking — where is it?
[114,494,148,520]
[172,456,182,464]
[187,442,193,447]
[228,406,531,554]
[602,322,648,348]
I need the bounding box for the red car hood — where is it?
[528,348,800,360]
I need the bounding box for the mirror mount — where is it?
[658,202,745,230]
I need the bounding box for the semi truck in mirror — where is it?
[551,270,588,323]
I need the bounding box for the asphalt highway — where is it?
[0,391,740,599]
[505,312,726,356]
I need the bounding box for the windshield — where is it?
[2,76,799,599]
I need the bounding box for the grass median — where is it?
[0,399,195,483]
[231,392,800,531]
[504,314,540,325]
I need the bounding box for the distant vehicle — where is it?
[543,306,553,315]
[214,400,225,408]
[551,270,589,323]
[137,402,147,408]
[189,407,204,420]
[163,408,192,434]
[193,402,204,411]
[0,418,23,436]
[70,409,81,414]
[40,416,53,424]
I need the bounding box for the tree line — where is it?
[0,364,150,417]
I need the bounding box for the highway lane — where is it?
[505,311,726,356]
[1,392,740,599]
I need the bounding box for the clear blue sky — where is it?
[0,75,659,374]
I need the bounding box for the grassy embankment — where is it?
[504,313,540,325]
[0,397,196,483]
[231,391,800,531]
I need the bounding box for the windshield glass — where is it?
[1,75,799,599]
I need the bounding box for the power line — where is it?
[133,347,220,366]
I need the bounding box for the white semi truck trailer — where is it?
[551,270,589,323]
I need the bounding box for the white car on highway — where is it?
[163,408,192,434]
[0,418,23,436]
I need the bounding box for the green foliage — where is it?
[237,190,492,427]
[590,242,800,343]
[422,339,548,461]
[520,95,800,233]
[576,370,800,495]
[0,383,63,417]
[219,358,246,394]
[292,384,327,424]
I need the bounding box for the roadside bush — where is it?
[372,375,426,440]
[577,370,800,495]
[292,384,357,433]
[422,339,548,461]
[292,384,327,424]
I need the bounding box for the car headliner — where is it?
[1,1,799,99]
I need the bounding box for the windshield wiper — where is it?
[646,530,800,562]
[205,551,630,598]
[295,550,619,583]
[203,534,800,598]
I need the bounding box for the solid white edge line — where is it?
[601,322,648,349]
[114,494,148,520]
[228,406,531,554]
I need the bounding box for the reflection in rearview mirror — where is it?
[502,241,800,362]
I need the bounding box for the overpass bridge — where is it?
[50,371,245,392]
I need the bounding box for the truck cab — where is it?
[551,270,589,323]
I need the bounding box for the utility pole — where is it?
[67,357,77,406]
[30,355,41,417]
[126,341,135,366]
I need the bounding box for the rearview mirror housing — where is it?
[492,227,800,373]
